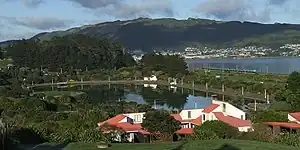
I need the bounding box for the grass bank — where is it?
[64,139,299,150]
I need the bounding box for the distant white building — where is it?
[143,75,157,81]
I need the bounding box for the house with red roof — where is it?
[172,99,252,134]
[98,100,252,142]
[98,112,149,143]
[264,112,300,134]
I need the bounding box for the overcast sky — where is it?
[0,0,299,41]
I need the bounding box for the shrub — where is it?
[274,132,300,147]
[188,126,219,140]
[238,123,275,142]
[199,120,239,139]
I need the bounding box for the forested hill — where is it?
[5,34,136,71]
[2,18,300,51]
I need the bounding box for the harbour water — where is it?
[186,57,300,74]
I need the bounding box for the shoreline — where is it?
[185,56,299,61]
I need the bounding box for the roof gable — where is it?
[213,112,251,127]
[289,112,300,122]
[171,114,183,122]
[202,104,220,113]
[98,114,127,126]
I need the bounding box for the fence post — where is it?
[241,87,244,96]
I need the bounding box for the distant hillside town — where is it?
[132,44,300,61]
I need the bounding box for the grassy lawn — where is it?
[64,140,299,150]
[64,142,180,150]
[185,139,298,150]
[37,91,78,97]
[0,59,13,67]
[267,101,292,111]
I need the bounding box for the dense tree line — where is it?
[5,34,136,72]
[140,53,188,77]
[275,71,300,111]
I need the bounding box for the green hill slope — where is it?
[2,18,300,51]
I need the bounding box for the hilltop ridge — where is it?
[1,18,300,51]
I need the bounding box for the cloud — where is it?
[65,0,122,9]
[268,0,289,5]
[193,0,270,22]
[3,0,44,8]
[67,0,173,18]
[0,31,36,41]
[24,0,44,8]
[102,0,174,18]
[0,16,73,30]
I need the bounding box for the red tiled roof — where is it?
[116,123,142,131]
[189,116,202,126]
[171,114,202,126]
[203,104,220,113]
[98,114,151,134]
[289,112,300,122]
[171,114,183,122]
[98,114,127,126]
[139,130,151,135]
[213,112,251,127]
[264,122,300,129]
[176,128,194,134]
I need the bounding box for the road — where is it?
[29,80,270,102]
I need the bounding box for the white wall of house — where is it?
[180,109,204,120]
[119,117,129,123]
[238,126,253,132]
[202,112,218,123]
[127,133,135,142]
[288,114,300,123]
[123,113,145,123]
[212,100,245,120]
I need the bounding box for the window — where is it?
[134,114,142,122]
[222,103,226,112]
[188,111,191,118]
[241,115,244,120]
[136,114,141,122]
[203,114,206,121]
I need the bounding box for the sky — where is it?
[0,0,300,41]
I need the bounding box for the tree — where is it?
[141,53,187,77]
[249,110,288,123]
[286,91,300,111]
[6,34,136,72]
[287,71,300,92]
[199,120,239,139]
[142,110,181,141]
[275,88,292,102]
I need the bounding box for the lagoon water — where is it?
[186,57,300,74]
[38,85,233,110]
